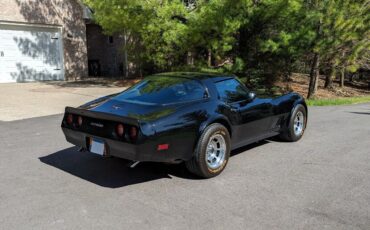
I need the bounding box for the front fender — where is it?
[284,94,308,129]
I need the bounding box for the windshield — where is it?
[113,75,206,105]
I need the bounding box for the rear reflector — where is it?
[157,144,169,151]
[116,124,125,137]
[77,116,83,126]
[67,114,73,125]
[130,127,138,140]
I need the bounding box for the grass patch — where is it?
[307,96,370,106]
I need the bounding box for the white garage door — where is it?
[0,24,64,83]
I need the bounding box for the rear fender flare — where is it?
[188,115,232,158]
[198,115,232,139]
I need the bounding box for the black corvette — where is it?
[62,72,307,178]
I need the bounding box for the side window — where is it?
[215,79,249,103]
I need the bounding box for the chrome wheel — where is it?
[206,134,226,169]
[294,111,305,136]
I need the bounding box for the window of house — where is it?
[215,79,250,103]
[108,36,114,44]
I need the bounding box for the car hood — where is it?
[78,94,181,122]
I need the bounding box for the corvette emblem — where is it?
[112,105,122,110]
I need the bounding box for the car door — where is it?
[214,79,274,147]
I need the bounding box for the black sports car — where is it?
[62,72,307,178]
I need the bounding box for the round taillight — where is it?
[130,126,138,141]
[66,114,73,125]
[116,124,125,137]
[77,116,83,126]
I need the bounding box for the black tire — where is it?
[185,123,231,178]
[279,104,307,142]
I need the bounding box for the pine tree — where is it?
[309,0,370,90]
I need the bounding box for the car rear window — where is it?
[113,75,206,105]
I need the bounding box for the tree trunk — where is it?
[284,58,292,81]
[123,31,129,79]
[187,51,194,66]
[349,73,354,82]
[340,67,345,87]
[307,53,320,99]
[207,49,212,67]
[307,15,322,99]
[359,71,363,81]
[324,64,335,89]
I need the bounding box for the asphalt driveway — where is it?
[0,103,369,229]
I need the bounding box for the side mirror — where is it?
[248,92,256,101]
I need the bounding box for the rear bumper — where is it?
[62,128,181,163]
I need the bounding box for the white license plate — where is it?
[90,138,105,156]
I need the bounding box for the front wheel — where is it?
[279,104,307,142]
[185,123,230,178]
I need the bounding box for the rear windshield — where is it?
[113,75,206,105]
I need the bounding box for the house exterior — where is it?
[86,24,125,77]
[0,0,123,83]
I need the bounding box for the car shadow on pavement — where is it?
[349,112,370,115]
[39,147,199,188]
[40,141,270,188]
[230,140,269,157]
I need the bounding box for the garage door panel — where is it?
[0,24,64,83]
[9,63,60,81]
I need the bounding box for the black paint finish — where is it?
[61,72,307,163]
